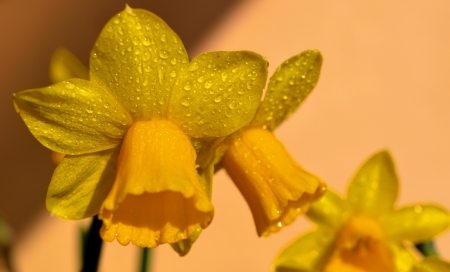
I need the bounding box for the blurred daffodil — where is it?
[273,151,450,272]
[14,6,268,248]
[220,50,327,237]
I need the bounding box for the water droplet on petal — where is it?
[214,96,222,103]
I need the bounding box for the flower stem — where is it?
[415,241,439,257]
[139,247,152,272]
[81,216,103,272]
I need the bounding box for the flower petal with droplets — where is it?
[47,147,119,219]
[251,50,322,130]
[14,79,132,155]
[347,150,398,216]
[381,204,450,243]
[168,51,268,138]
[90,7,189,119]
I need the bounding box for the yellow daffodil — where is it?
[14,6,268,248]
[220,50,327,237]
[273,150,450,272]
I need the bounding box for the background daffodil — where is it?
[13,7,268,248]
[220,50,327,237]
[273,150,450,272]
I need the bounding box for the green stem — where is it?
[415,241,439,257]
[140,247,152,272]
[81,216,103,272]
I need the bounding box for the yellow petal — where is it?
[411,257,450,272]
[251,50,323,130]
[222,128,326,236]
[14,79,132,155]
[90,6,189,119]
[381,204,450,243]
[49,47,89,83]
[307,189,351,229]
[168,51,268,138]
[388,242,418,272]
[347,150,398,216]
[272,228,335,272]
[46,147,119,219]
[99,119,214,247]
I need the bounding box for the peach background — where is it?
[1,0,450,271]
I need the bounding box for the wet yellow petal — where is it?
[170,227,202,257]
[222,128,325,236]
[347,150,398,216]
[251,50,322,130]
[99,119,213,247]
[168,51,268,138]
[47,147,119,219]
[14,79,132,155]
[307,189,351,229]
[49,47,89,83]
[411,257,450,272]
[388,242,418,272]
[381,204,450,243]
[90,6,188,119]
[272,228,334,272]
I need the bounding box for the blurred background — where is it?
[1,0,450,271]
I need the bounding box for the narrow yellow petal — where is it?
[90,6,189,119]
[388,242,418,272]
[222,128,326,236]
[49,47,89,83]
[14,79,132,155]
[168,51,268,138]
[381,204,450,243]
[347,150,398,216]
[251,50,323,130]
[47,147,119,219]
[99,119,214,247]
[411,257,450,272]
[307,189,352,230]
[272,228,335,272]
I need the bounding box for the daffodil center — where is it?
[325,216,395,272]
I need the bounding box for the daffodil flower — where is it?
[14,7,268,248]
[272,151,450,272]
[220,50,327,237]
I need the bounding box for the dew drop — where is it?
[214,96,222,103]
[170,71,177,77]
[86,108,93,113]
[221,72,228,82]
[229,102,236,109]
[183,83,192,91]
[170,58,177,65]
[135,23,142,30]
[159,51,169,59]
[160,34,167,42]
[197,76,204,83]
[181,98,190,107]
[204,81,213,89]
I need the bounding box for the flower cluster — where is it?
[273,151,450,272]
[14,6,326,253]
